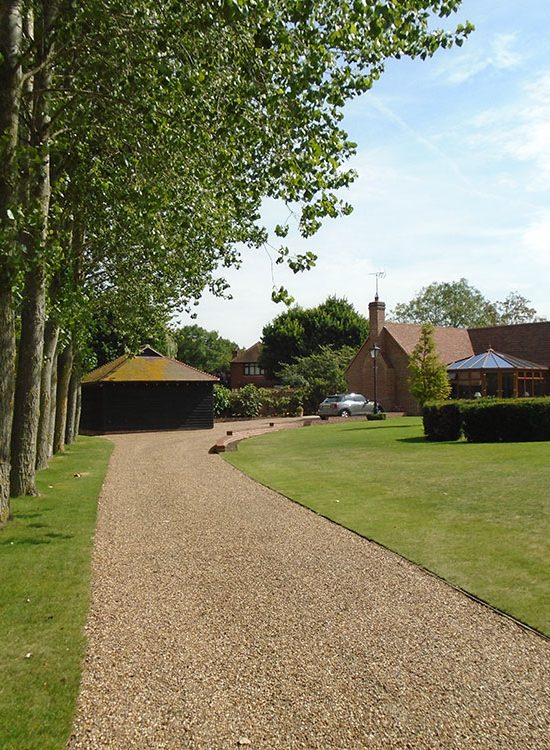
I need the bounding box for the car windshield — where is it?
[324,396,343,403]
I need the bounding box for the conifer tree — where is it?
[408,324,451,407]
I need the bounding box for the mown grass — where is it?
[0,437,113,750]
[226,418,550,636]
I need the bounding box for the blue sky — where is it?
[179,0,550,347]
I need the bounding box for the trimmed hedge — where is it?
[423,398,550,443]
[462,398,550,443]
[423,402,462,441]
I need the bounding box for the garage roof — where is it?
[82,346,219,383]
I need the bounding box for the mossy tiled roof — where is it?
[82,346,218,383]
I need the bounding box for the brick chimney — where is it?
[369,299,386,340]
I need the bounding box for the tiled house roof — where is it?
[231,342,263,364]
[384,323,474,364]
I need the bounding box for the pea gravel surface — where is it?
[69,422,550,750]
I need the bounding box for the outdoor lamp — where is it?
[370,344,381,414]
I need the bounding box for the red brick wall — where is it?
[229,363,277,389]
[346,331,414,412]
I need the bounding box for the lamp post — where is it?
[370,343,381,414]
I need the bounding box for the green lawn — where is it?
[0,437,113,750]
[226,418,550,636]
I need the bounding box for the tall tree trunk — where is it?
[11,267,47,495]
[74,384,82,439]
[0,287,15,523]
[10,1,57,496]
[48,347,58,457]
[65,362,80,445]
[53,341,73,454]
[36,318,59,469]
[0,1,23,516]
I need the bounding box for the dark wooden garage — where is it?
[80,346,218,433]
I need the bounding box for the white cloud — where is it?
[469,71,550,190]
[442,33,523,84]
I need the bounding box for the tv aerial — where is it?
[369,270,386,301]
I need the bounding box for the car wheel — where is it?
[339,409,351,418]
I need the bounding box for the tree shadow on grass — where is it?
[338,423,420,433]
[0,531,73,546]
[397,436,468,445]
[0,537,51,546]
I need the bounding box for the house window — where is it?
[244,363,265,376]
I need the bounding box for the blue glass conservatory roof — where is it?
[447,348,547,371]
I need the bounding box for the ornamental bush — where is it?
[229,384,263,418]
[423,402,462,441]
[213,384,232,418]
[257,388,303,417]
[214,385,303,419]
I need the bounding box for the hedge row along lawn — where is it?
[0,437,113,750]
[225,418,550,636]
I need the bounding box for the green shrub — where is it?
[257,388,302,417]
[462,398,550,443]
[215,385,303,419]
[228,384,263,418]
[213,384,231,418]
[423,402,462,441]
[424,397,550,443]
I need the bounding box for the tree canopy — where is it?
[0,0,472,512]
[260,296,369,376]
[172,325,237,380]
[390,279,544,328]
[278,345,357,414]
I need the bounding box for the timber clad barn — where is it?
[80,346,218,433]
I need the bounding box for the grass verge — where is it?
[0,436,113,750]
[225,418,550,636]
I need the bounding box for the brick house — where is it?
[230,342,278,389]
[346,298,550,415]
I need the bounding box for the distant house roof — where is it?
[82,345,219,383]
[384,323,474,364]
[447,348,547,371]
[231,341,263,364]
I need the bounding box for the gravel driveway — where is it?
[69,422,550,749]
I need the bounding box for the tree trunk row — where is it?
[0,0,84,524]
[0,0,24,522]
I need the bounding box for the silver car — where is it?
[317,393,384,419]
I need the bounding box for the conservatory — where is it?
[447,348,548,400]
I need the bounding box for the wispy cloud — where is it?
[469,71,550,190]
[366,95,470,186]
[441,33,523,84]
